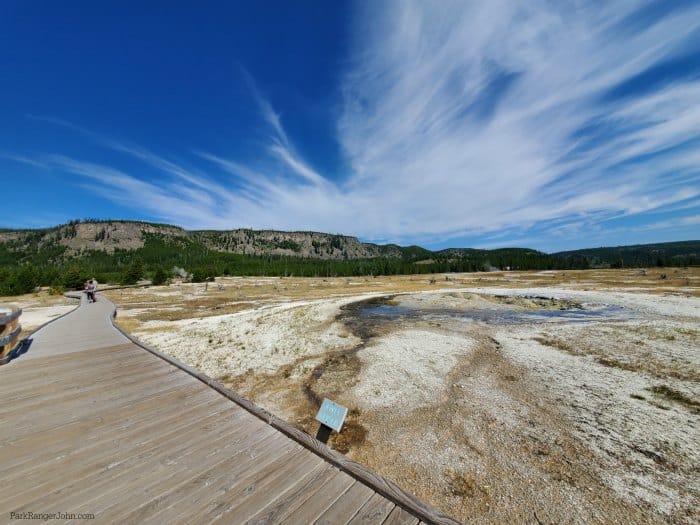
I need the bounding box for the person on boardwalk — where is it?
[86,279,97,303]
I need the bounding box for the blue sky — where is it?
[2,0,699,252]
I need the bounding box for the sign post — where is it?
[314,398,348,445]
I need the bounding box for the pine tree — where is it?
[151,267,169,285]
[121,259,144,285]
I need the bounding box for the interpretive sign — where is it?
[315,398,348,433]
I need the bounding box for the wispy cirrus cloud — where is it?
[241,69,330,188]
[11,1,700,248]
[48,155,222,225]
[332,0,700,241]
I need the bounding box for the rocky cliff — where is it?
[0,221,403,260]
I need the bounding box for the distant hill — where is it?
[0,220,399,260]
[554,240,699,268]
[0,220,697,295]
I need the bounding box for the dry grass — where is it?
[595,356,641,373]
[628,324,697,342]
[445,469,480,498]
[532,322,700,383]
[103,268,700,336]
[0,289,75,309]
[648,385,700,414]
[1,267,697,313]
[533,335,577,355]
[113,316,141,334]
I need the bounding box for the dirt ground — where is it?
[6,269,698,523]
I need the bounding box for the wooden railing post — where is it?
[0,307,22,365]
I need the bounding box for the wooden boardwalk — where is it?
[0,293,460,524]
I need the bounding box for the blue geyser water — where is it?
[360,303,630,325]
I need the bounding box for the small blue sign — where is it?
[315,398,348,433]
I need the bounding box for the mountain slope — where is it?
[0,220,401,260]
[554,241,700,268]
[0,220,697,295]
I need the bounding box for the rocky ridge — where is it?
[0,220,402,260]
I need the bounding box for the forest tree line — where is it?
[0,232,697,296]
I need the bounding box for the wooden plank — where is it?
[141,441,317,524]
[0,348,149,393]
[1,369,192,437]
[2,356,186,410]
[0,386,228,488]
[18,332,128,359]
[347,493,396,525]
[2,342,148,374]
[313,481,375,525]
[0,395,239,488]
[90,420,277,518]
[0,362,156,402]
[29,333,126,351]
[3,351,162,391]
[242,463,346,525]
[3,375,214,446]
[274,469,357,524]
[0,380,215,472]
[206,448,324,524]
[52,412,265,518]
[382,506,420,525]
[6,404,255,514]
[2,342,147,373]
[0,353,165,405]
[0,369,189,424]
[210,458,329,524]
[99,425,284,523]
[0,343,138,374]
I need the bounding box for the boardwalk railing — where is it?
[0,306,22,365]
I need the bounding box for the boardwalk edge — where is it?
[108,296,462,525]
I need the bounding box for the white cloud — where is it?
[268,144,328,187]
[241,72,331,188]
[633,214,700,232]
[48,156,228,228]
[17,1,700,246]
[0,153,48,169]
[331,0,700,241]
